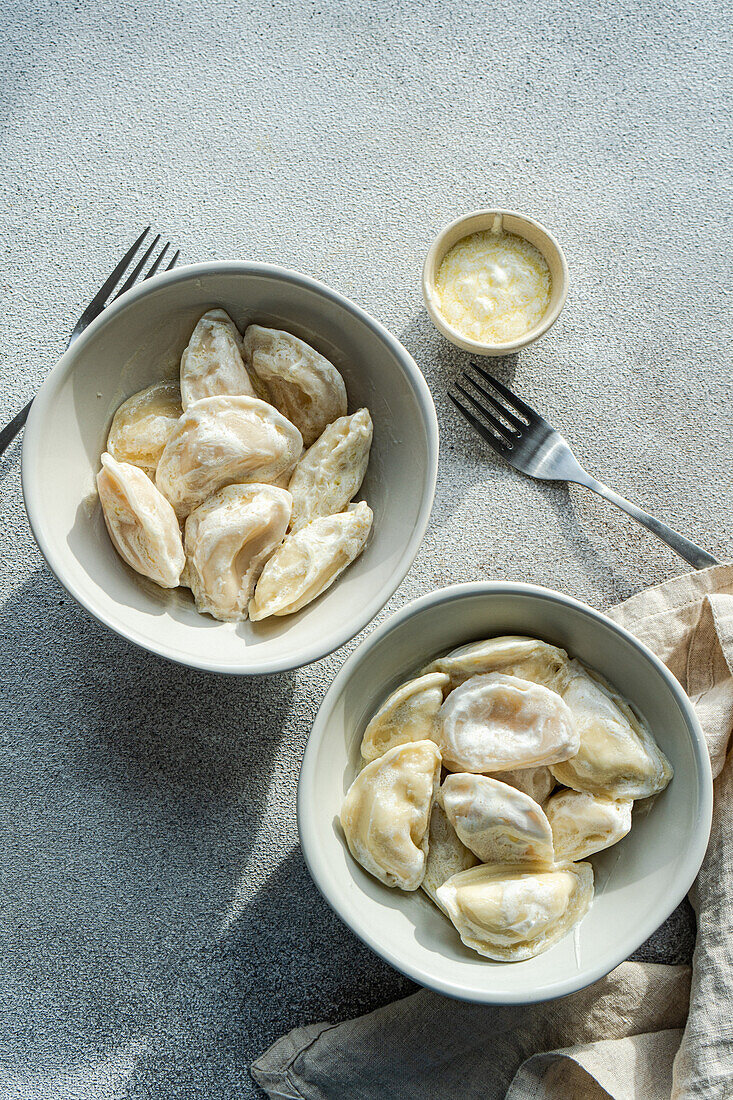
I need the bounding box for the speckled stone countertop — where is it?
[0,1,730,1096]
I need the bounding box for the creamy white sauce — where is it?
[498,875,570,939]
[435,228,552,344]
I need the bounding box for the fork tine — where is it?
[115,242,179,301]
[75,226,151,324]
[470,362,539,422]
[111,233,160,301]
[449,392,511,456]
[455,383,516,446]
[144,242,170,280]
[462,371,525,433]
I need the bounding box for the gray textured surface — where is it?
[0,0,730,1096]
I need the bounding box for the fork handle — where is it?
[577,475,720,570]
[0,399,32,458]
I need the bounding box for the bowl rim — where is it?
[298,580,714,1003]
[421,208,569,356]
[21,261,440,675]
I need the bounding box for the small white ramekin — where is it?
[422,208,569,357]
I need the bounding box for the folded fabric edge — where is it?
[506,1028,685,1100]
[251,1021,336,1100]
[607,562,733,629]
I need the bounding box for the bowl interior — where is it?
[423,209,568,355]
[22,265,437,673]
[299,585,712,1003]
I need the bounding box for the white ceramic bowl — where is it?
[298,582,713,1004]
[21,263,438,674]
[422,209,569,356]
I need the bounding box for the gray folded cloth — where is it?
[251,565,733,1099]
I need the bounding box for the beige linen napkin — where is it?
[252,565,733,1099]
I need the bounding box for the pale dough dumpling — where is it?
[97,453,184,588]
[437,672,579,773]
[488,766,555,804]
[545,789,633,862]
[340,740,442,890]
[184,483,292,622]
[156,395,303,517]
[288,408,373,532]
[423,636,569,692]
[180,309,255,409]
[551,661,673,800]
[421,803,478,913]
[270,469,294,489]
[249,502,372,620]
[106,379,182,475]
[244,324,347,447]
[437,860,594,961]
[360,672,449,763]
[440,774,555,865]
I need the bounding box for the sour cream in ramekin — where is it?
[434,227,552,345]
[422,210,568,357]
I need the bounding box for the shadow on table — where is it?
[398,311,522,538]
[630,902,696,967]
[398,311,519,431]
[109,845,415,1099]
[0,435,22,485]
[0,566,296,1098]
[541,481,633,596]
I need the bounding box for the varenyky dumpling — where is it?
[106,379,183,475]
[340,740,442,890]
[244,325,347,447]
[184,483,292,621]
[423,635,569,692]
[545,788,633,862]
[156,395,303,517]
[249,502,372,620]
[270,468,294,489]
[421,802,478,913]
[440,774,554,865]
[488,766,555,805]
[97,453,184,588]
[437,860,594,961]
[180,309,255,409]
[437,672,579,773]
[551,661,673,800]
[360,671,449,763]
[288,408,373,532]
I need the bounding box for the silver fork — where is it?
[0,227,180,457]
[450,363,719,570]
